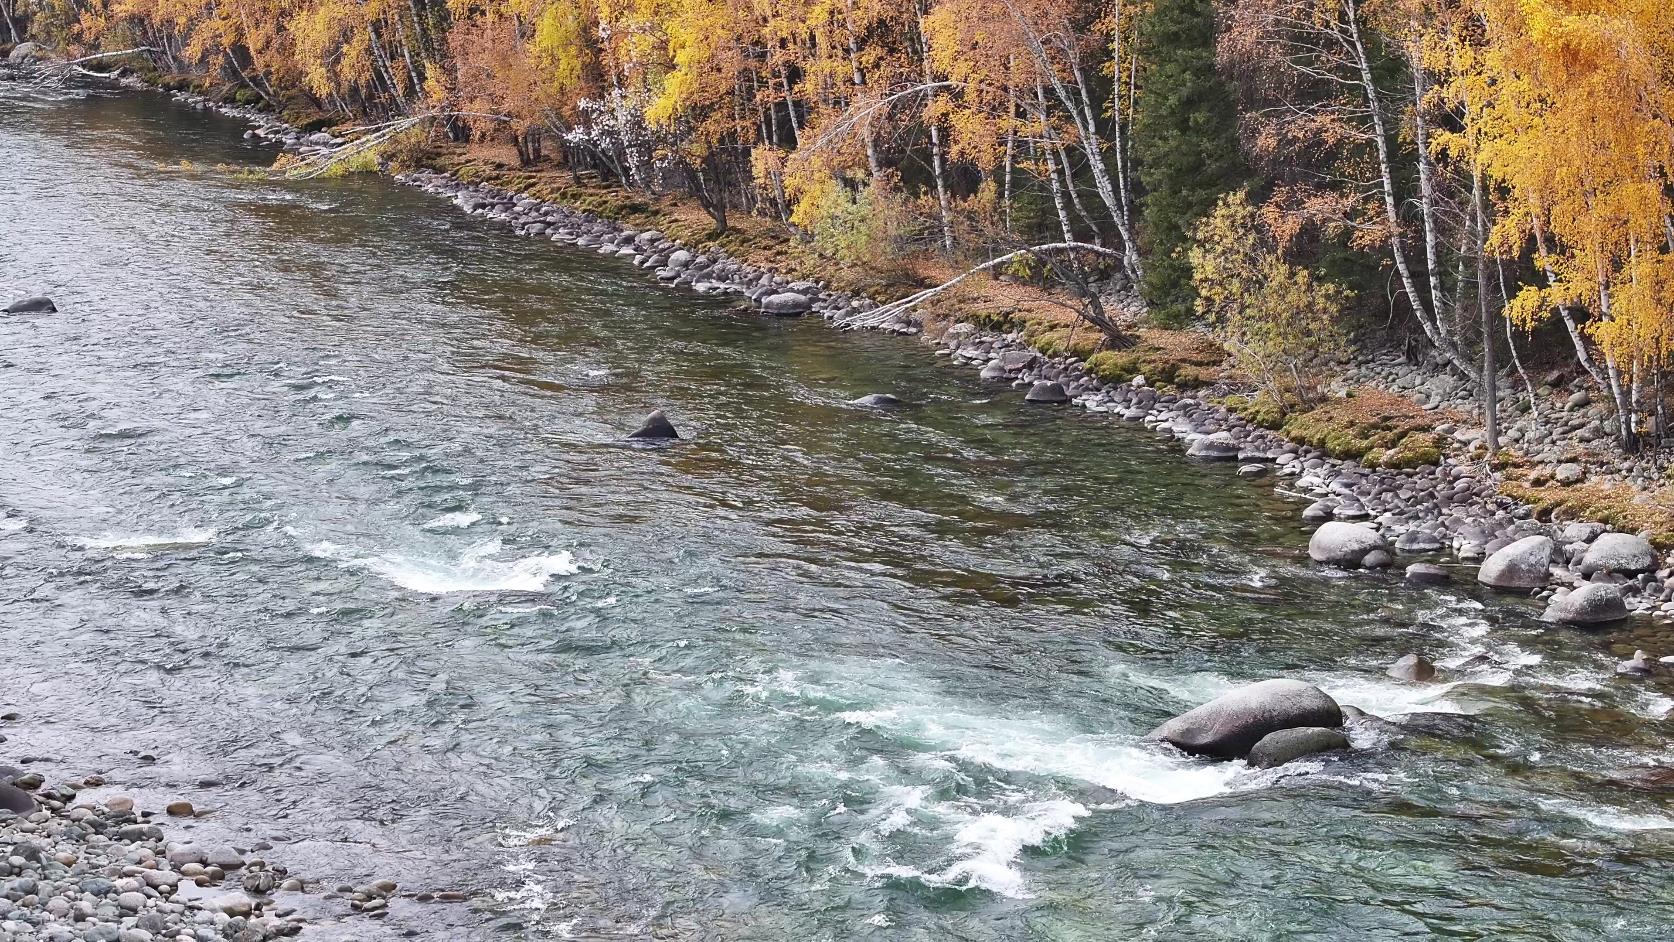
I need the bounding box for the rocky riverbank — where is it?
[36,79,1674,653]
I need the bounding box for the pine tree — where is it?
[1133,0,1247,324]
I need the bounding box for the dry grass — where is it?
[1500,477,1674,547]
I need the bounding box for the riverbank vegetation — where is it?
[6,0,1674,457]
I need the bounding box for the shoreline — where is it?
[99,82,1674,645]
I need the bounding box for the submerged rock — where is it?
[849,393,903,408]
[1023,380,1070,404]
[1477,535,1554,590]
[3,295,56,314]
[1386,653,1436,682]
[627,409,680,441]
[1404,562,1451,585]
[1542,582,1629,625]
[1308,522,1387,568]
[1579,533,1658,576]
[1246,727,1350,769]
[1617,649,1659,676]
[1148,679,1343,760]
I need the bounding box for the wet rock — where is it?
[1579,532,1657,576]
[1362,549,1393,568]
[978,361,1009,380]
[1187,432,1241,460]
[1542,583,1629,625]
[627,409,680,441]
[1147,679,1343,760]
[1301,499,1336,523]
[1246,727,1350,769]
[1024,380,1070,404]
[1617,649,1658,676]
[1237,463,1269,479]
[1404,562,1451,585]
[1395,530,1443,553]
[1386,653,1436,682]
[3,296,56,314]
[0,782,35,814]
[1307,522,1387,568]
[849,393,902,408]
[1477,535,1554,590]
[165,801,194,817]
[760,292,812,316]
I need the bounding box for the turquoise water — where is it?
[1,87,1672,940]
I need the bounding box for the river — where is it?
[2,86,1672,940]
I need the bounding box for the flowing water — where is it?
[3,87,1673,941]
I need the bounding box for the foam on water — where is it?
[1539,798,1674,832]
[77,527,217,552]
[309,537,580,593]
[868,799,1088,898]
[421,511,483,531]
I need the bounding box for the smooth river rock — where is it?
[1307,522,1387,568]
[1186,432,1240,460]
[3,295,56,313]
[1405,562,1451,585]
[627,410,680,440]
[760,292,812,316]
[1541,582,1629,625]
[1246,726,1350,769]
[1477,535,1554,589]
[1024,380,1070,404]
[1579,533,1658,576]
[1386,653,1436,681]
[850,393,903,408]
[1148,679,1343,760]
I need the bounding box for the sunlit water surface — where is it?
[2,88,1672,940]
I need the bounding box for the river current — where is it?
[2,87,1672,940]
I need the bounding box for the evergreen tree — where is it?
[1134,0,1248,325]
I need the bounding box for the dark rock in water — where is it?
[1148,679,1343,760]
[1386,653,1436,682]
[0,782,35,814]
[1477,535,1554,589]
[760,292,812,316]
[1362,549,1393,569]
[1023,380,1070,404]
[850,393,903,408]
[1246,726,1350,769]
[979,361,1009,381]
[1404,562,1451,585]
[1186,432,1240,460]
[1543,583,1629,626]
[1308,522,1387,568]
[1617,649,1658,676]
[4,296,56,314]
[1236,463,1269,479]
[1301,499,1336,523]
[627,410,680,440]
[1579,533,1658,576]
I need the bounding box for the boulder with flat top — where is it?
[1477,535,1554,589]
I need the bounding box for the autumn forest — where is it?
[6,0,1674,454]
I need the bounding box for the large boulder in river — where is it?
[1477,535,1554,590]
[1541,582,1629,625]
[1186,432,1241,460]
[1246,727,1350,769]
[1307,522,1387,568]
[0,782,34,814]
[1148,679,1343,760]
[3,296,56,314]
[1579,532,1658,576]
[627,410,680,441]
[760,292,812,316]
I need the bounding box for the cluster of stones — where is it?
[0,770,306,941]
[1344,351,1654,487]
[395,170,922,334]
[153,90,343,157]
[1148,679,1352,770]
